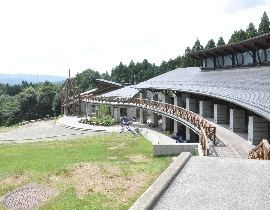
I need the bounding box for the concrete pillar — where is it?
[162,94,173,131]
[110,106,114,118]
[81,101,86,114]
[162,95,171,104]
[174,121,182,136]
[185,127,197,141]
[139,92,147,123]
[140,109,147,124]
[174,96,183,108]
[248,116,269,145]
[199,101,212,117]
[186,98,197,112]
[127,107,136,120]
[214,104,227,124]
[151,94,158,101]
[230,109,245,132]
[151,112,159,127]
[162,116,172,132]
[140,92,147,99]
[87,103,93,116]
[113,107,121,123]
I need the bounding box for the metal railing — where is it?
[81,96,216,156]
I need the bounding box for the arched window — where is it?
[203,58,214,68]
[235,53,243,65]
[243,52,253,64]
[224,55,232,66]
[256,49,265,63]
[216,56,223,67]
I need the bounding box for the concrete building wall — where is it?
[174,96,183,108]
[230,109,246,132]
[113,107,120,123]
[248,116,269,145]
[186,98,197,112]
[153,144,200,156]
[127,107,137,120]
[199,101,212,117]
[81,101,86,114]
[214,104,227,124]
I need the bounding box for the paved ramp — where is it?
[152,156,270,210]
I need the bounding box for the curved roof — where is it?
[135,66,270,120]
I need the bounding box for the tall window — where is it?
[216,56,223,67]
[203,58,214,68]
[235,53,243,65]
[224,55,232,66]
[256,49,265,63]
[243,52,253,64]
[266,48,270,62]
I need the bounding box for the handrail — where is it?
[201,127,209,156]
[80,96,216,151]
[248,139,270,160]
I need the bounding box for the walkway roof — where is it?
[189,32,270,60]
[101,85,139,98]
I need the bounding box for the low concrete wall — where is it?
[129,152,192,210]
[143,130,159,144]
[153,143,200,156]
[142,129,201,156]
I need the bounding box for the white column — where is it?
[248,116,269,145]
[174,95,183,107]
[113,107,121,123]
[214,104,227,124]
[140,92,147,124]
[230,109,245,132]
[151,112,159,127]
[186,98,197,112]
[87,103,93,116]
[81,101,86,114]
[162,95,172,132]
[199,101,212,117]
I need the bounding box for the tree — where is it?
[74,68,101,93]
[180,47,197,67]
[127,60,136,84]
[228,29,247,44]
[205,39,216,49]
[0,94,21,126]
[217,36,226,47]
[110,62,129,83]
[246,22,257,39]
[192,38,204,52]
[101,70,110,81]
[258,11,270,35]
[37,81,57,118]
[18,87,38,121]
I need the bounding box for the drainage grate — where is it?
[0,183,58,209]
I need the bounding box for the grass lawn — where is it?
[0,132,173,209]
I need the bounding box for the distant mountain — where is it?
[0,73,67,85]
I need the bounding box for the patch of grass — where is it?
[0,132,172,209]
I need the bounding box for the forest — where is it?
[0,12,269,127]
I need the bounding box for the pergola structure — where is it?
[60,71,81,116]
[189,32,270,70]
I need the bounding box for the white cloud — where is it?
[0,0,269,77]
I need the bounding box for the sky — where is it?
[0,0,269,78]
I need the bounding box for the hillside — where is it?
[0,73,66,85]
